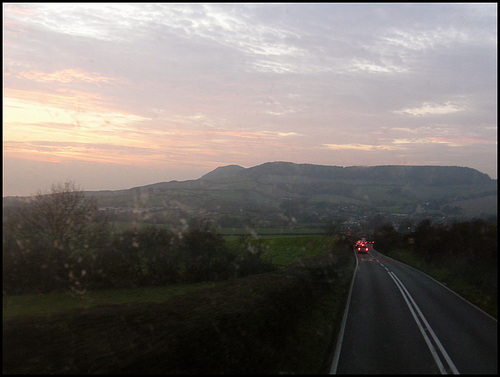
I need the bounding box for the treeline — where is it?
[374,218,497,314]
[3,182,276,296]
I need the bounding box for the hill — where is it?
[202,161,492,186]
[3,162,497,231]
[200,164,245,180]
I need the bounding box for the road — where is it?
[331,245,497,374]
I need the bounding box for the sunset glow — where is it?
[3,3,497,196]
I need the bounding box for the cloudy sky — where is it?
[3,3,497,196]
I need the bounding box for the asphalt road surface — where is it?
[331,246,497,374]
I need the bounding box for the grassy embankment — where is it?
[3,235,355,374]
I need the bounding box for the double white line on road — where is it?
[387,270,460,374]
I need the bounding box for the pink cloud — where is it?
[16,69,126,85]
[427,136,496,145]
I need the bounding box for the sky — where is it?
[3,3,497,197]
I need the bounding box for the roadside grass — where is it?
[273,262,353,374]
[279,295,338,372]
[3,282,221,320]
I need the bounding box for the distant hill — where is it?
[201,162,493,186]
[200,165,245,180]
[4,162,497,228]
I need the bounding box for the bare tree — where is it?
[9,181,106,252]
[3,181,109,293]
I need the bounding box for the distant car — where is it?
[355,241,369,254]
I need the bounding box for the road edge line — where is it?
[329,250,358,374]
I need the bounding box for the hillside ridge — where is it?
[200,162,493,185]
[3,162,496,222]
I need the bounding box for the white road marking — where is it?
[330,250,358,374]
[379,251,498,322]
[388,271,459,374]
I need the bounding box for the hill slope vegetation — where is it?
[4,162,496,231]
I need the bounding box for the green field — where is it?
[260,236,335,267]
[3,282,221,320]
[3,235,336,319]
[218,227,324,237]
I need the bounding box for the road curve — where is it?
[331,246,497,374]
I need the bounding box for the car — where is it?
[355,241,369,254]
